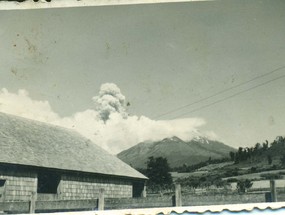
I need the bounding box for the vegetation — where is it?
[268,155,273,165]
[172,157,230,173]
[136,136,285,194]
[145,156,173,192]
[176,174,228,189]
[236,179,253,193]
[260,173,283,180]
[280,155,285,167]
[170,136,285,176]
[229,136,285,164]
[226,178,238,183]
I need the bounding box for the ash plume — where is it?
[93,83,127,122]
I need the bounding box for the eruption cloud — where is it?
[93,83,127,122]
[0,83,217,154]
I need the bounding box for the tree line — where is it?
[229,136,285,165]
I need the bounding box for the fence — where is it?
[0,181,281,214]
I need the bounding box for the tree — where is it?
[236,179,253,193]
[267,155,273,165]
[229,151,235,161]
[208,156,212,163]
[262,140,269,151]
[146,156,173,192]
[280,155,285,167]
[254,143,261,153]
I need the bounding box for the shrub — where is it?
[224,169,239,177]
[250,167,257,173]
[236,179,253,193]
[272,165,278,170]
[260,173,282,180]
[227,178,238,183]
[278,171,285,175]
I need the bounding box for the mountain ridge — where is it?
[117,136,236,169]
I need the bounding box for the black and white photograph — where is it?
[0,0,285,214]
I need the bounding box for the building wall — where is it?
[0,167,139,201]
[0,170,37,202]
[59,174,133,200]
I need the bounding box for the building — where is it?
[0,112,147,202]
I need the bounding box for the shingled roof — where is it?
[0,112,147,180]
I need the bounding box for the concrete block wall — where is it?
[182,193,265,206]
[105,196,173,209]
[59,175,133,200]
[0,171,37,202]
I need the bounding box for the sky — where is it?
[0,0,285,154]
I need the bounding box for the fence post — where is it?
[270,180,277,202]
[98,188,105,210]
[29,191,36,214]
[174,184,182,207]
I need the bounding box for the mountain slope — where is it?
[117,136,236,169]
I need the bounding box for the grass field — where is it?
[230,179,285,190]
[223,169,285,181]
[198,161,234,171]
[171,171,208,180]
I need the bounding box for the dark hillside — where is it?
[117,136,235,169]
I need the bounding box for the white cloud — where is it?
[0,84,217,154]
[0,88,60,122]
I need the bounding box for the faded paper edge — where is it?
[1,1,284,215]
[0,0,212,10]
[24,202,285,215]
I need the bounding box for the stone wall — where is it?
[0,170,37,202]
[59,174,133,200]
